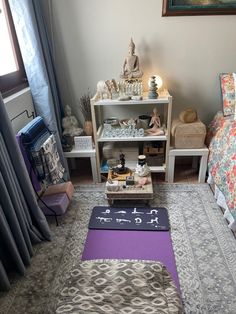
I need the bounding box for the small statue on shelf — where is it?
[145,107,164,136]
[120,153,125,170]
[120,38,143,80]
[62,105,83,137]
[114,153,128,174]
[149,107,161,128]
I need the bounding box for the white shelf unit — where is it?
[91,92,172,182]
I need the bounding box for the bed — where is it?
[207,73,236,231]
[207,111,236,231]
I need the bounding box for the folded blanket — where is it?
[30,134,64,184]
[40,134,65,184]
[55,259,183,314]
[19,117,64,185]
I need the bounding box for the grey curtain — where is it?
[0,94,51,291]
[8,0,69,177]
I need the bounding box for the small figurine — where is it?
[149,108,161,128]
[94,79,119,100]
[114,153,128,174]
[120,38,143,80]
[94,80,112,100]
[145,108,164,136]
[62,105,83,137]
[119,153,126,172]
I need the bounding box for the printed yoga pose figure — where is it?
[146,107,164,136]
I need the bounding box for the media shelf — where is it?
[91,92,172,182]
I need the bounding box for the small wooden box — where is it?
[126,175,135,185]
[143,146,164,155]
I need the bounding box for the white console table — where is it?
[64,147,98,183]
[168,147,209,183]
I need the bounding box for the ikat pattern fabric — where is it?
[41,134,65,184]
[220,73,236,117]
[207,112,236,212]
[30,134,64,184]
[29,132,52,181]
[55,260,183,314]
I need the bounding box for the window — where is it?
[0,0,27,97]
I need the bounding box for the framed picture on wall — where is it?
[162,0,236,16]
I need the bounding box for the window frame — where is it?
[0,0,28,97]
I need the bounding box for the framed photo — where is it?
[162,0,236,16]
[74,136,93,151]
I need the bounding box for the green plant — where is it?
[79,93,92,121]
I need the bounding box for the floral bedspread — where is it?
[207,112,236,211]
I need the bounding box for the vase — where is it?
[84,120,93,136]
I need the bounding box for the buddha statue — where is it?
[120,38,143,80]
[62,105,83,137]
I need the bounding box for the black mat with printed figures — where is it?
[88,206,170,231]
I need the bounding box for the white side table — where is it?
[168,147,209,183]
[64,147,98,183]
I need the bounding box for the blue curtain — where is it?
[8,0,69,177]
[0,93,51,291]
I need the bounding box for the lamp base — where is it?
[148,91,159,99]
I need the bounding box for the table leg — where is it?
[192,156,199,169]
[90,156,98,183]
[69,158,76,170]
[168,155,175,183]
[198,154,208,183]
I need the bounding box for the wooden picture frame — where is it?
[162,0,236,16]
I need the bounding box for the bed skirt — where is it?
[208,174,236,231]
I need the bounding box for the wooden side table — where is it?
[64,147,99,183]
[168,147,209,183]
[105,172,153,205]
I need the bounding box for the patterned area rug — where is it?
[1,184,236,314]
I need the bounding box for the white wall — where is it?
[44,0,236,125]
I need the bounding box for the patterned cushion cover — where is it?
[220,73,236,117]
[55,259,183,314]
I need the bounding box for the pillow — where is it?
[220,73,235,117]
[233,73,236,120]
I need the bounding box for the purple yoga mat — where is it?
[82,229,181,293]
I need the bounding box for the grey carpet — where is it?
[1,184,236,314]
